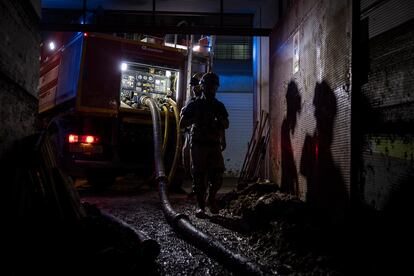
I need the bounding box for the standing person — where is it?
[181,73,203,197]
[179,72,229,218]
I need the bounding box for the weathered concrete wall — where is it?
[360,19,414,212]
[269,0,352,211]
[0,0,39,159]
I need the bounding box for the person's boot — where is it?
[194,173,207,218]
[208,194,220,214]
[195,197,207,218]
[195,207,206,218]
[195,192,207,218]
[208,172,223,214]
[187,189,196,200]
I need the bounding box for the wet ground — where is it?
[80,177,242,275]
[78,176,410,276]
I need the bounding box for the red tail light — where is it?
[68,134,78,143]
[83,135,99,144]
[68,134,100,144]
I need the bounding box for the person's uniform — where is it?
[181,74,203,195]
[180,80,228,215]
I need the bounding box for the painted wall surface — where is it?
[269,0,352,211]
[360,19,414,212]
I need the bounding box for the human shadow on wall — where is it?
[300,81,347,218]
[281,81,302,196]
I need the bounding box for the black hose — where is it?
[141,96,263,275]
[166,98,181,183]
[99,210,161,261]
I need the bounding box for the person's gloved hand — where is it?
[220,134,226,151]
[221,140,226,151]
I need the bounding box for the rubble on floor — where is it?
[215,180,409,275]
[79,179,410,275]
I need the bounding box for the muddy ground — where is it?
[78,177,409,276]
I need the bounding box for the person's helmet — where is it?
[190,72,203,86]
[200,72,220,86]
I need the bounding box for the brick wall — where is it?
[0,0,40,160]
[269,0,352,212]
[360,19,414,211]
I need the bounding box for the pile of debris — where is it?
[215,180,410,275]
[216,181,348,275]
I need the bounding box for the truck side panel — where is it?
[56,34,83,105]
[39,33,83,113]
[39,55,60,112]
[78,35,186,113]
[78,35,121,112]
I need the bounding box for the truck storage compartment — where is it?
[120,63,180,110]
[79,34,185,113]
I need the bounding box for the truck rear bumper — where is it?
[65,159,152,177]
[74,159,114,168]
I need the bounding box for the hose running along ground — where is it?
[141,96,263,275]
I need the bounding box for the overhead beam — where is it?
[40,23,271,36]
[41,8,256,19]
[40,8,271,36]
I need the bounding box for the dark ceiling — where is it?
[40,0,273,36]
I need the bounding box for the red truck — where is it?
[39,32,208,186]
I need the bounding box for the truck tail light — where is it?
[84,135,99,144]
[68,134,78,143]
[68,134,100,144]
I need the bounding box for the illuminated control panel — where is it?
[120,62,179,109]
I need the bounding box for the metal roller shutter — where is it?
[216,92,253,177]
[361,0,414,38]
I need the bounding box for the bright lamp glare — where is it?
[121,62,128,71]
[49,41,56,50]
[85,136,94,143]
[192,45,200,52]
[165,70,171,77]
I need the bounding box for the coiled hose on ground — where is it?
[141,96,263,275]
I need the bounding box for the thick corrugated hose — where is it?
[141,96,263,275]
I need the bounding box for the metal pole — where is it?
[209,35,216,72]
[220,0,224,27]
[152,0,156,25]
[186,34,194,102]
[83,0,87,24]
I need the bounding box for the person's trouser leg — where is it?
[191,143,209,216]
[193,172,208,210]
[207,170,223,213]
[182,133,191,178]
